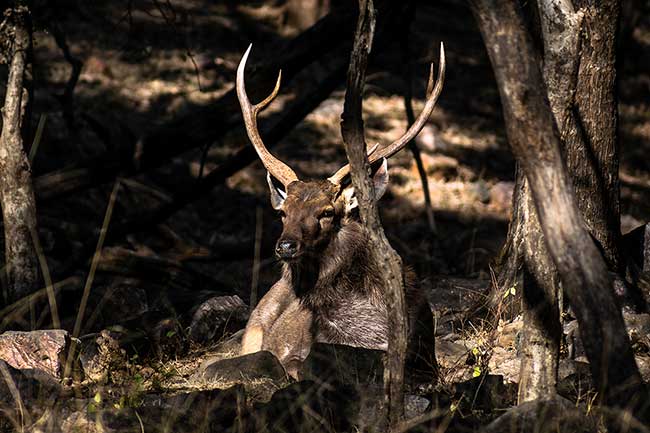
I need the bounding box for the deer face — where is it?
[267,161,389,261]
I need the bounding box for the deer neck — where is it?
[282,221,372,301]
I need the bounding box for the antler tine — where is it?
[368,42,445,165]
[237,44,298,187]
[328,42,446,185]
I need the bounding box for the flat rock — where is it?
[0,330,70,379]
[189,295,248,345]
[299,343,384,385]
[195,351,287,383]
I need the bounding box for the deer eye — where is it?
[319,208,335,219]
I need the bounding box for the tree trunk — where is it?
[341,0,407,428]
[0,5,40,307]
[471,0,647,418]
[517,171,561,402]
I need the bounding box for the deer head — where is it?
[236,44,445,261]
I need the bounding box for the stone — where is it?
[79,329,128,384]
[436,340,469,369]
[188,295,248,345]
[623,312,650,349]
[0,330,70,379]
[195,351,287,383]
[299,343,384,385]
[487,346,519,385]
[557,360,593,402]
[404,394,431,419]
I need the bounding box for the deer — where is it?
[236,43,445,380]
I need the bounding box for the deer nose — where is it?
[276,239,300,259]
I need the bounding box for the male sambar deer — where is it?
[237,44,445,379]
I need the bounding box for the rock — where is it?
[0,330,70,379]
[404,394,431,419]
[557,360,593,401]
[299,343,384,385]
[623,312,650,349]
[195,351,287,383]
[435,339,469,369]
[79,329,129,384]
[454,374,512,411]
[488,346,520,385]
[188,295,248,345]
[482,398,597,433]
[250,380,360,433]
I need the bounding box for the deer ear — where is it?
[341,186,358,214]
[266,172,287,210]
[341,158,390,214]
[372,158,389,200]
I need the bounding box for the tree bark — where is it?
[567,0,622,272]
[471,0,647,418]
[0,5,40,306]
[517,172,561,402]
[340,0,407,428]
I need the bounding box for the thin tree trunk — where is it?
[341,0,407,428]
[0,5,40,306]
[471,0,647,418]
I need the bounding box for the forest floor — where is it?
[1,0,650,431]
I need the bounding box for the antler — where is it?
[237,44,299,187]
[328,42,446,185]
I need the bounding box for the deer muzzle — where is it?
[275,239,301,260]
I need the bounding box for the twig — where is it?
[50,22,82,130]
[399,6,436,235]
[64,180,121,378]
[28,114,46,164]
[29,225,60,329]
